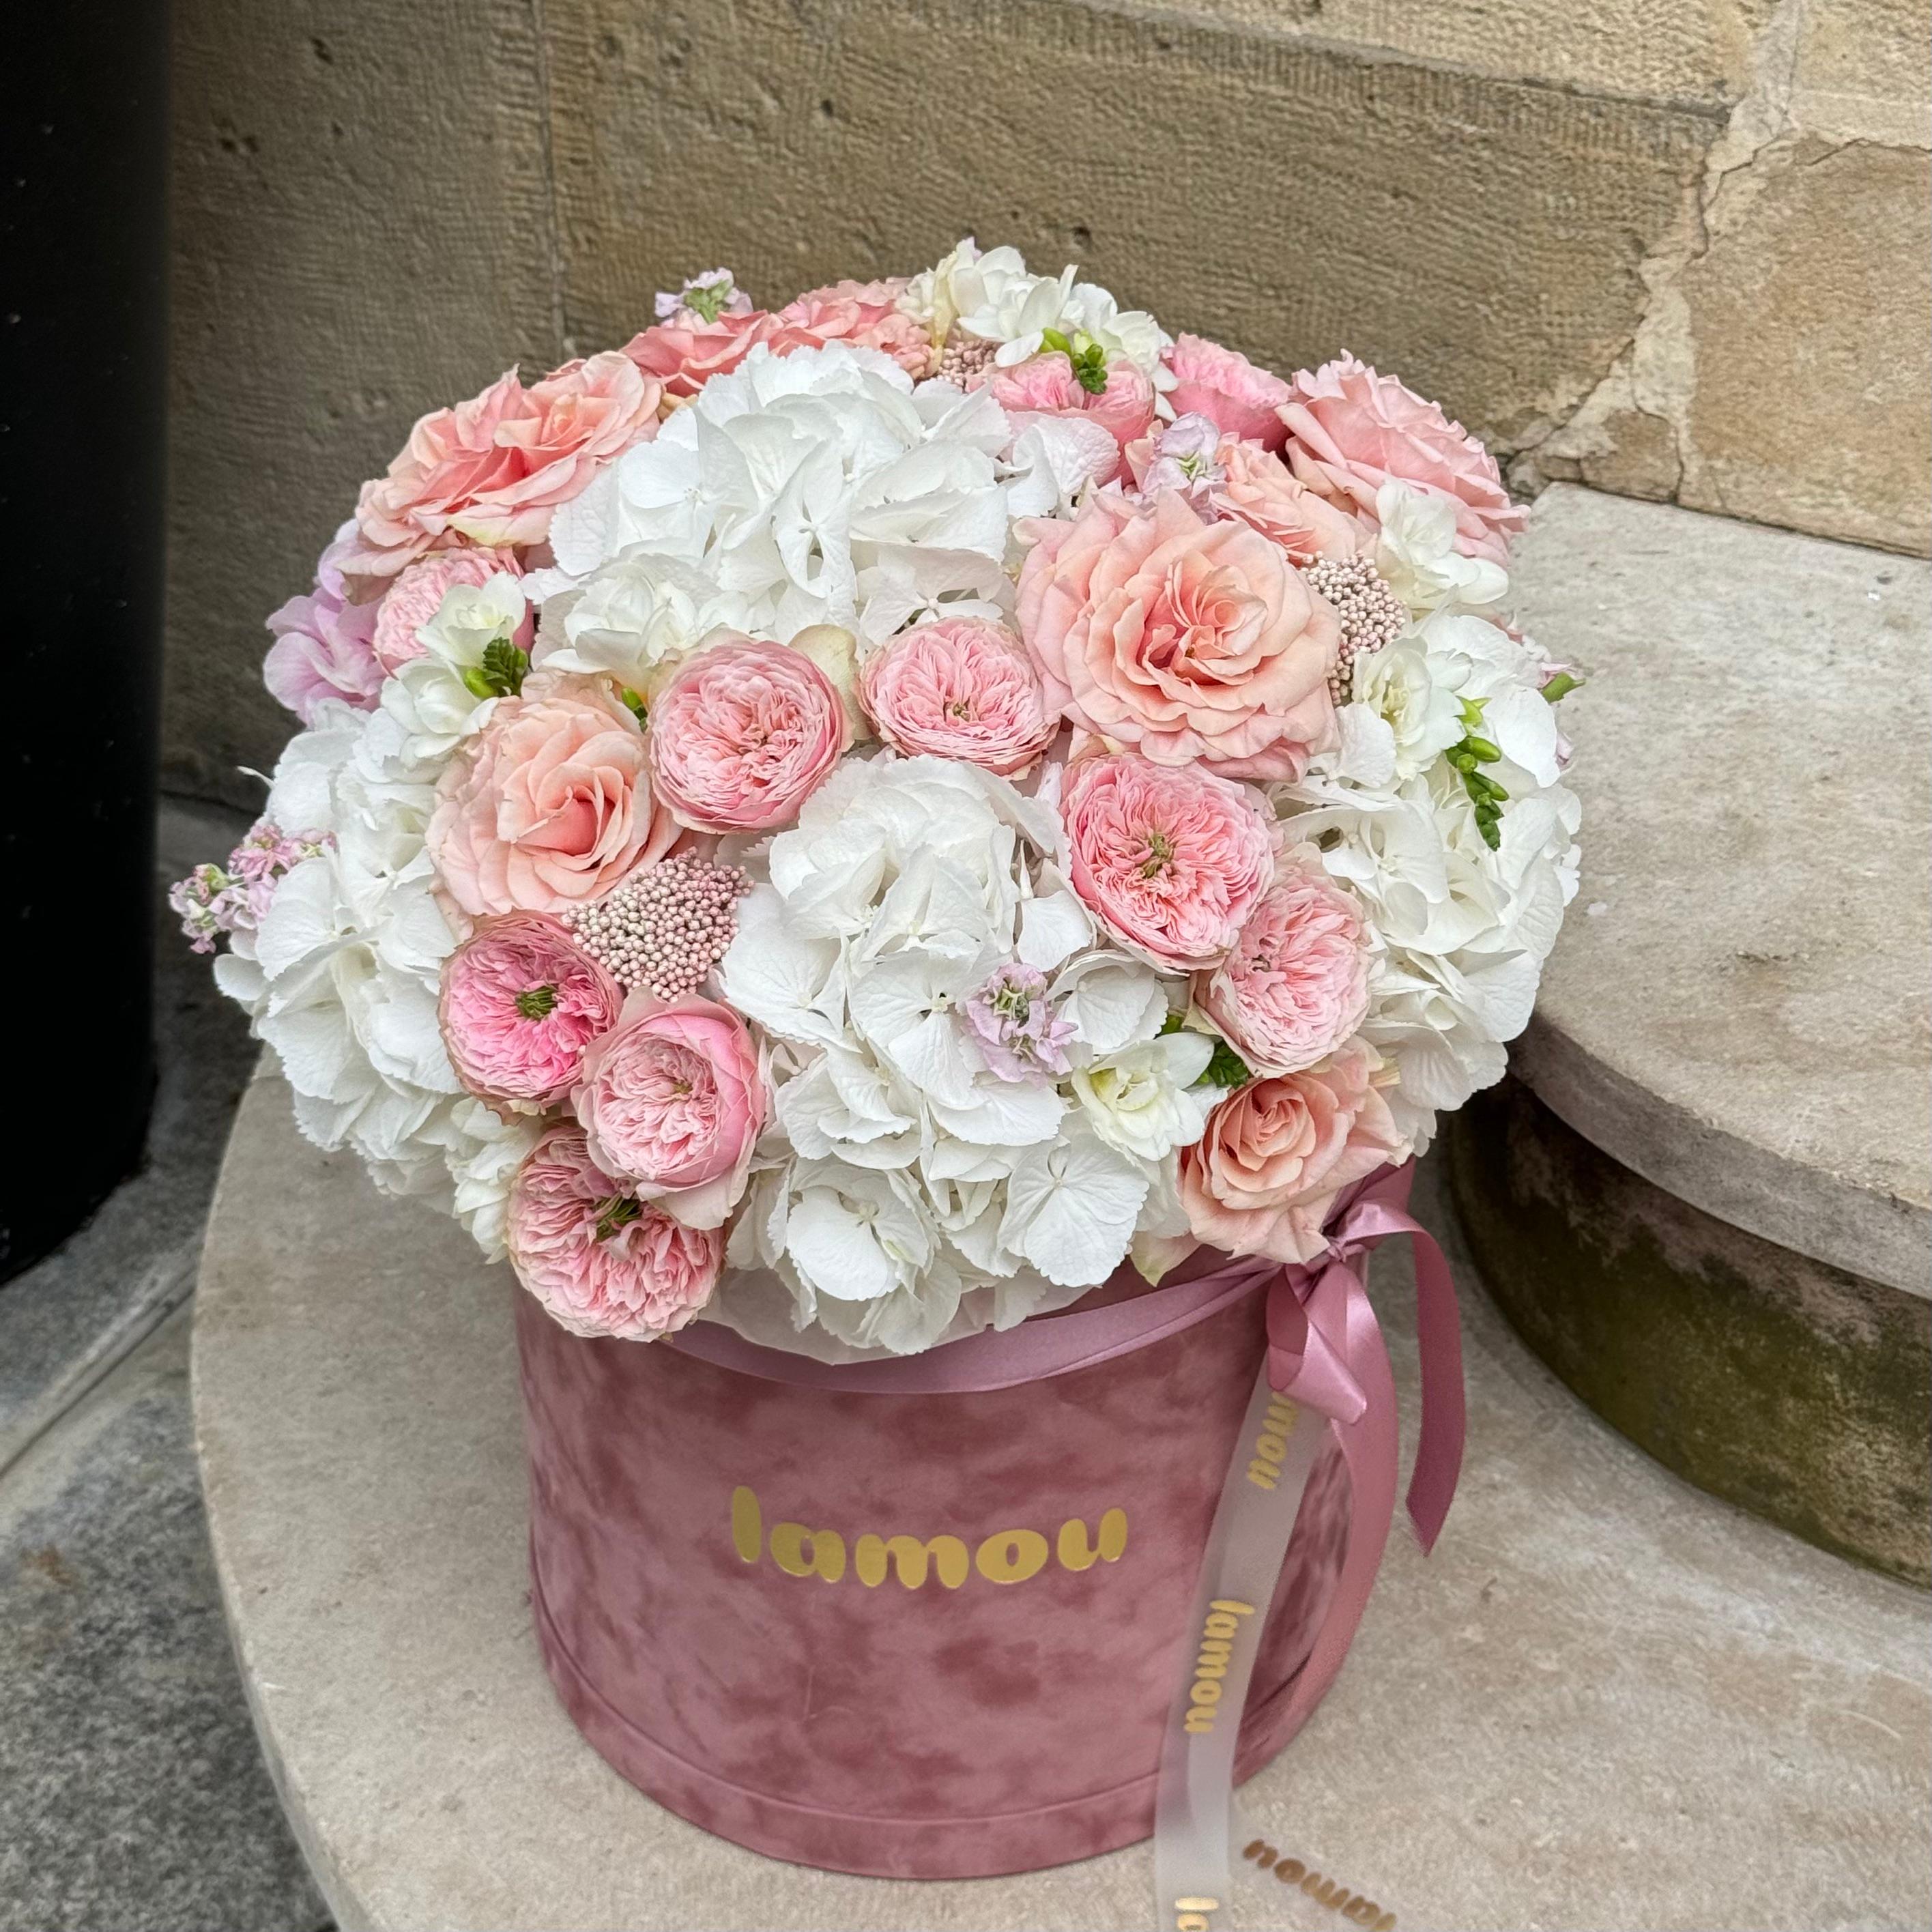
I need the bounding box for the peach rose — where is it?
[427,671,676,919]
[1017,489,1340,781]
[1061,753,1275,972]
[1212,438,1364,564]
[859,618,1060,775]
[506,1124,723,1341]
[778,278,932,375]
[622,308,821,399]
[341,353,660,583]
[371,549,524,674]
[991,354,1157,476]
[647,636,848,833]
[1278,356,1526,565]
[1179,1040,1409,1265]
[1163,334,1292,450]
[573,992,765,1229]
[1195,853,1370,1076]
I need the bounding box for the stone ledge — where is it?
[1510,485,1930,1298]
[192,1073,1930,1931]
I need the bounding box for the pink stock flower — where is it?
[437,913,622,1111]
[263,528,384,722]
[622,308,819,399]
[1016,489,1339,782]
[371,548,524,674]
[1212,437,1364,564]
[990,353,1157,474]
[1195,855,1371,1076]
[1060,754,1275,972]
[655,269,753,326]
[962,964,1077,1084]
[646,636,848,834]
[572,992,765,1228]
[170,820,330,953]
[339,352,661,583]
[1179,1040,1408,1265]
[859,618,1060,775]
[1163,334,1293,450]
[1125,414,1228,504]
[428,671,676,919]
[506,1124,723,1341]
[778,278,932,374]
[1278,355,1526,565]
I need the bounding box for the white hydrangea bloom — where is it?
[714,753,1203,1355]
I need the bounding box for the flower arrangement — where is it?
[180,240,1579,1363]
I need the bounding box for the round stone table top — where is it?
[1510,486,1930,1297]
[192,1071,1930,1932]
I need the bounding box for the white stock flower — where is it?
[1071,1030,1213,1163]
[1336,635,1464,786]
[1374,482,1509,615]
[534,549,756,695]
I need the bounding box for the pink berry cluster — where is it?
[1303,556,1409,705]
[560,852,751,1000]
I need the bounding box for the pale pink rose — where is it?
[1195,854,1370,1076]
[506,1124,723,1341]
[438,912,622,1111]
[1212,438,1364,564]
[859,618,1060,775]
[1060,753,1275,972]
[1279,355,1525,565]
[428,671,676,918]
[340,352,661,583]
[622,308,821,399]
[1017,489,1339,781]
[647,636,848,834]
[1179,1040,1409,1265]
[371,548,525,674]
[572,992,764,1229]
[991,354,1156,476]
[778,278,932,375]
[1163,334,1293,450]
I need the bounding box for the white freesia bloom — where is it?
[377,572,525,766]
[1337,635,1464,786]
[1071,1030,1214,1163]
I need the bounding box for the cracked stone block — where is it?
[0,1309,328,1932]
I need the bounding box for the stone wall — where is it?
[166,0,1929,803]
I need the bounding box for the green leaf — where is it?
[479,637,530,697]
[1202,1039,1253,1088]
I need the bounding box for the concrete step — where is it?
[191,1071,1931,1932]
[1452,485,1931,1582]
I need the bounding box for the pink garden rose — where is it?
[1195,854,1370,1076]
[1163,334,1292,450]
[1017,488,1340,781]
[572,992,764,1228]
[1179,1039,1408,1265]
[340,352,661,583]
[428,671,676,918]
[622,308,820,399]
[1212,437,1364,564]
[371,548,523,674]
[438,913,622,1111]
[859,618,1060,775]
[778,278,932,374]
[1278,356,1526,565]
[506,1123,723,1341]
[646,636,848,833]
[263,527,384,722]
[1061,754,1275,972]
[991,353,1157,476]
